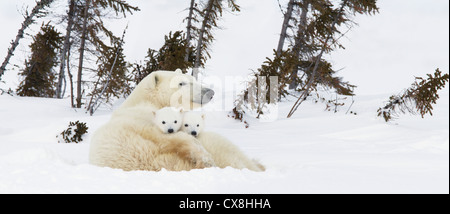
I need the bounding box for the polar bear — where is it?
[181,112,265,172]
[153,107,183,134]
[89,69,264,172]
[181,111,205,137]
[198,132,265,172]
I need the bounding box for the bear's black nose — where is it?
[168,128,174,133]
[191,131,197,136]
[201,88,215,104]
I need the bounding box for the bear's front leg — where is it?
[159,132,215,169]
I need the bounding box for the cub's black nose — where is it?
[191,131,197,136]
[168,128,174,133]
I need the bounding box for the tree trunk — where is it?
[287,0,349,118]
[0,0,54,81]
[292,1,309,55]
[56,0,75,99]
[87,26,127,115]
[288,0,310,89]
[276,0,295,58]
[76,0,90,108]
[184,0,196,63]
[193,0,215,79]
[67,43,74,107]
[88,45,120,116]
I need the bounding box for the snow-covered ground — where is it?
[0,89,448,193]
[0,0,449,193]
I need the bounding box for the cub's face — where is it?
[181,112,205,137]
[153,107,183,134]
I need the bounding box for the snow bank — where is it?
[0,90,448,193]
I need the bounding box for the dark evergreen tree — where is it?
[192,0,240,78]
[0,0,55,81]
[131,31,195,84]
[232,49,297,120]
[63,0,139,108]
[131,49,159,85]
[17,22,63,97]
[87,32,131,115]
[285,0,378,94]
[378,69,449,122]
[158,31,195,72]
[233,0,378,120]
[286,0,378,117]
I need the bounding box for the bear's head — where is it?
[181,111,205,137]
[152,107,183,134]
[121,69,215,110]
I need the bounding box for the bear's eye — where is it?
[179,82,187,87]
[162,121,166,124]
[174,120,177,124]
[197,124,200,127]
[185,124,188,127]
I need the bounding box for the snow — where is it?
[0,89,448,194]
[0,0,449,193]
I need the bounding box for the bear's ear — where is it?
[152,111,156,117]
[175,69,182,74]
[201,114,205,120]
[148,72,159,89]
[179,108,185,113]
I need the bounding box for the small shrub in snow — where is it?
[57,121,88,143]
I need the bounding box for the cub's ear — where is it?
[175,69,183,74]
[148,72,159,89]
[201,114,205,120]
[152,111,156,117]
[179,108,185,113]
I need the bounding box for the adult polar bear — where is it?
[89,70,264,172]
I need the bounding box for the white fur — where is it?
[182,112,264,171]
[89,70,264,172]
[153,107,183,134]
[181,111,205,137]
[197,132,265,172]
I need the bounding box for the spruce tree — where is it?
[192,0,240,78]
[286,0,378,117]
[233,0,378,120]
[0,0,55,81]
[158,31,195,72]
[377,69,449,122]
[286,0,378,94]
[17,22,63,97]
[131,31,195,84]
[87,33,130,114]
[131,49,159,85]
[63,0,139,108]
[232,50,296,120]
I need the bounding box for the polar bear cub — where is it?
[181,111,205,137]
[153,107,183,134]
